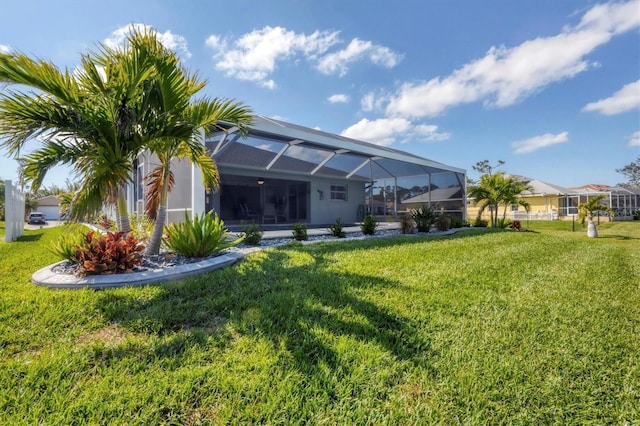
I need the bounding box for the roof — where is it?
[207,115,466,181]
[574,184,614,191]
[36,195,60,206]
[518,179,572,196]
[511,176,640,197]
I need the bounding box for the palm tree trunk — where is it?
[145,166,170,255]
[492,203,498,227]
[117,191,131,233]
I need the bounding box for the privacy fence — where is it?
[4,180,25,242]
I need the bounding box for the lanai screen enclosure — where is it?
[132,116,466,226]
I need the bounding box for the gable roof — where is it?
[36,195,60,206]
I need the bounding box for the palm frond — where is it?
[144,165,175,221]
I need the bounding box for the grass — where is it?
[0,220,639,424]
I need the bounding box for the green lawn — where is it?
[1,221,639,424]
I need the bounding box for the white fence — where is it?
[4,180,25,242]
[510,211,558,221]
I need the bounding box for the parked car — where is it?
[27,212,46,224]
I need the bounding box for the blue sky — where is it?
[1,0,638,189]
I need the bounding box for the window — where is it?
[510,204,519,212]
[330,184,347,201]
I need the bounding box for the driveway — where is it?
[24,220,64,230]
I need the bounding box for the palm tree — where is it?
[577,194,614,238]
[499,178,532,224]
[468,172,507,227]
[137,38,252,255]
[0,29,158,231]
[468,172,531,227]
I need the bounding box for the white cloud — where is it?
[341,117,449,146]
[583,80,640,115]
[104,23,191,59]
[380,0,640,118]
[410,124,450,142]
[512,131,569,154]
[205,35,226,51]
[341,117,411,146]
[328,94,349,103]
[205,26,401,88]
[628,131,640,147]
[0,44,10,53]
[207,26,340,89]
[361,91,387,112]
[316,38,403,76]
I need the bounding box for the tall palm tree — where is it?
[468,172,507,227]
[468,172,531,227]
[499,178,532,223]
[0,29,158,231]
[137,38,252,255]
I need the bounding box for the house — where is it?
[128,116,467,226]
[467,176,640,222]
[35,195,61,221]
[568,184,640,219]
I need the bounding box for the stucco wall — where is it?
[213,166,366,225]
[309,178,365,225]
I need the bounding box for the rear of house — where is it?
[127,116,467,227]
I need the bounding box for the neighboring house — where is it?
[467,176,640,222]
[568,184,640,219]
[35,195,61,221]
[129,116,467,226]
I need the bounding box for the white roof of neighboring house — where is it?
[518,179,572,196]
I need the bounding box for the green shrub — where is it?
[497,217,512,229]
[435,215,451,231]
[71,231,144,275]
[409,205,435,232]
[129,214,155,242]
[292,223,308,241]
[49,224,86,261]
[449,215,465,229]
[473,218,488,227]
[399,214,414,234]
[634,210,640,220]
[328,217,347,238]
[164,211,243,258]
[361,214,378,235]
[241,222,263,245]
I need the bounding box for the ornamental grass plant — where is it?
[163,211,243,257]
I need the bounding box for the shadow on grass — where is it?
[598,234,640,241]
[17,233,43,242]
[95,241,439,377]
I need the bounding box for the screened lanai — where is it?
[560,186,640,219]
[204,116,466,226]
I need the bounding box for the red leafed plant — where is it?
[508,220,523,231]
[71,231,145,275]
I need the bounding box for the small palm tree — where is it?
[0,31,157,230]
[132,35,252,255]
[500,179,532,225]
[577,194,614,238]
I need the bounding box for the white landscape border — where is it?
[32,228,466,290]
